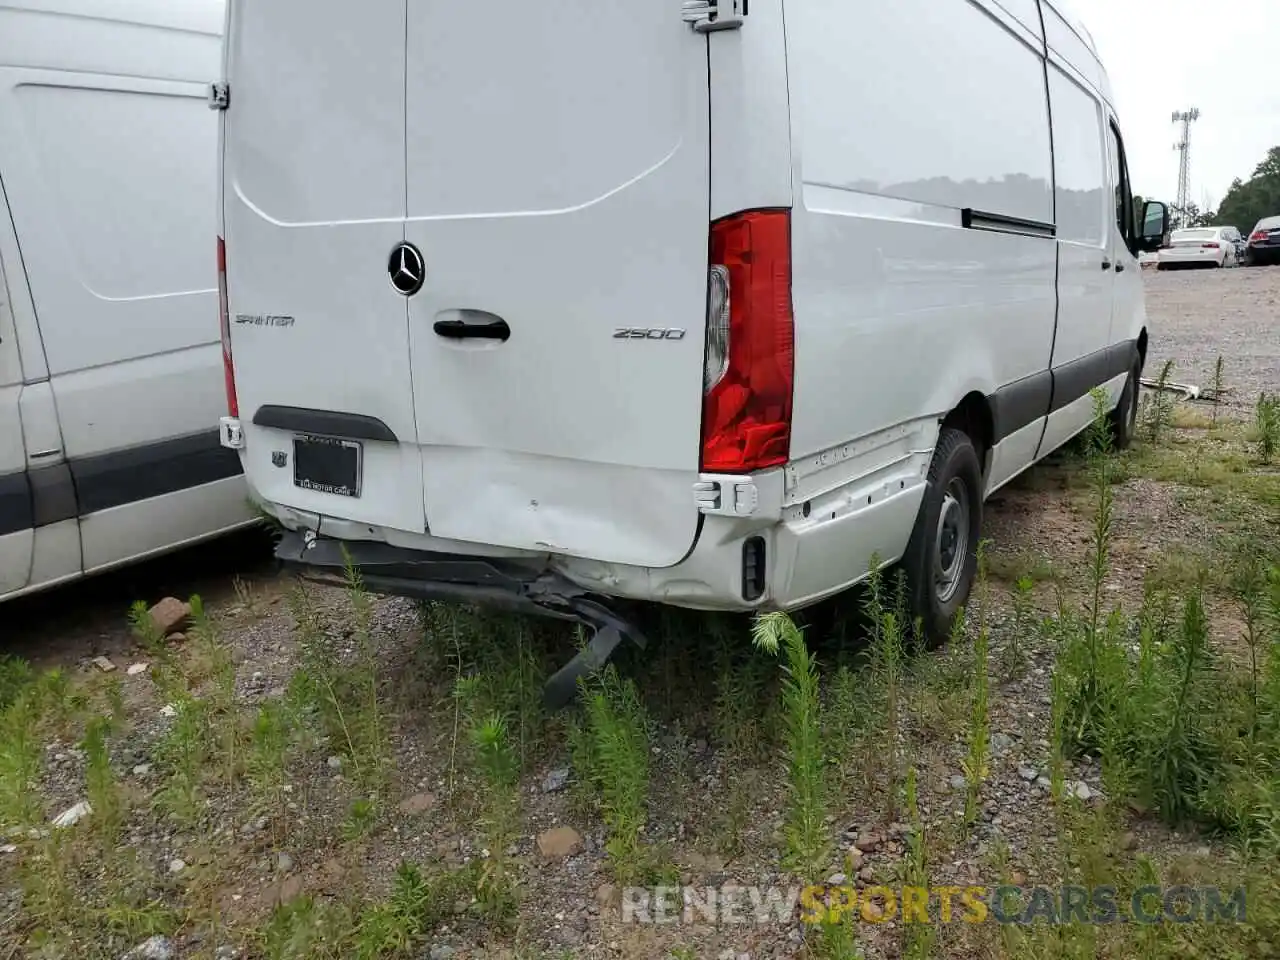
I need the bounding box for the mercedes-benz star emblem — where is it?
[388,242,426,296]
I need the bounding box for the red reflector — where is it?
[700,209,794,473]
[217,236,239,418]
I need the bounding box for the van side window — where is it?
[789,0,1053,227]
[1107,121,1135,249]
[1048,69,1107,247]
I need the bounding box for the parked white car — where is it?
[1,0,252,603]
[1156,227,1242,269]
[214,0,1167,702]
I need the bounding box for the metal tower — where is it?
[1172,108,1200,225]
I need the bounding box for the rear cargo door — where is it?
[222,0,425,533]
[403,6,711,568]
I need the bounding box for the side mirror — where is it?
[1137,201,1169,252]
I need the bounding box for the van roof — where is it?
[1039,0,1115,114]
[0,0,223,78]
[1042,0,1099,55]
[0,0,223,38]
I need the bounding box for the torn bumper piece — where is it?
[273,530,647,709]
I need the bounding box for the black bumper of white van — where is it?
[273,530,646,709]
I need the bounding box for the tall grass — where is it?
[577,665,658,884]
[753,611,830,880]
[1143,358,1176,445]
[1051,392,1280,849]
[1256,392,1280,464]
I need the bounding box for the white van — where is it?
[215,0,1167,698]
[0,0,252,603]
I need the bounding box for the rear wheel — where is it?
[1108,361,1141,450]
[900,427,983,646]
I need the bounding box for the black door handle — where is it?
[433,317,511,342]
[1101,259,1112,270]
[1115,262,1125,272]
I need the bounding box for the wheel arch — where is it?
[940,391,994,477]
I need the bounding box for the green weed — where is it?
[1256,391,1280,464]
[288,562,390,806]
[0,654,33,711]
[578,664,658,884]
[82,715,123,843]
[352,861,451,958]
[901,766,934,960]
[1001,574,1034,681]
[260,895,359,960]
[961,622,989,828]
[1142,358,1176,445]
[1212,354,1226,424]
[246,697,298,829]
[855,562,908,825]
[153,691,209,825]
[465,707,521,922]
[189,594,241,785]
[753,611,829,881]
[0,686,44,828]
[342,797,379,841]
[824,662,872,804]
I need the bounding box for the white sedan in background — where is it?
[1156,226,1242,269]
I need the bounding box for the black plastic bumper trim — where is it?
[252,405,398,443]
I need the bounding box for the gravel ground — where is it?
[1143,263,1280,410]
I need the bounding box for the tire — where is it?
[900,427,983,647]
[1108,360,1141,451]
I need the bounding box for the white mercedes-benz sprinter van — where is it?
[215,0,1167,698]
[1,0,253,604]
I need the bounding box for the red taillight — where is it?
[1251,230,1268,242]
[1202,242,1220,249]
[217,236,238,418]
[699,209,794,473]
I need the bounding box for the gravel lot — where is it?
[1143,263,1280,409]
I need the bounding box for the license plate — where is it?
[293,435,362,497]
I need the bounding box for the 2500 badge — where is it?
[613,327,687,341]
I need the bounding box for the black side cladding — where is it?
[0,471,31,537]
[986,339,1140,444]
[70,431,242,515]
[0,430,244,537]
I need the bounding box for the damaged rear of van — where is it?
[216,0,1167,701]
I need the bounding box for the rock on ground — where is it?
[537,826,583,859]
[122,936,174,960]
[148,597,192,637]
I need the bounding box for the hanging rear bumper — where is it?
[274,529,647,707]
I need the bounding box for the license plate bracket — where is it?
[293,435,362,497]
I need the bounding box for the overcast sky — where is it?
[1066,0,1280,212]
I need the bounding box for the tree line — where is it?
[1159,146,1280,232]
